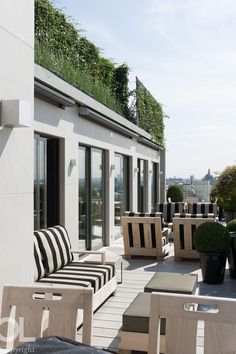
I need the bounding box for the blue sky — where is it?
[56,0,236,179]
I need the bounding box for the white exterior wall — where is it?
[0,1,34,297]
[34,66,164,247]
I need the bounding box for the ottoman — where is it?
[119,272,198,353]
[144,271,198,294]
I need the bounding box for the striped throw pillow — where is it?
[34,225,73,276]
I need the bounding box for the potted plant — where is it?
[214,166,236,222]
[226,219,236,279]
[193,222,230,284]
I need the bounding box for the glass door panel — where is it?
[34,135,47,230]
[91,148,104,249]
[138,159,145,212]
[34,134,59,230]
[114,154,129,237]
[78,146,88,250]
[151,162,157,212]
[78,145,105,250]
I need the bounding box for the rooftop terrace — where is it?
[78,238,236,353]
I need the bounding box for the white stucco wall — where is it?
[34,65,163,247]
[0,1,34,298]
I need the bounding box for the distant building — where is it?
[202,168,215,184]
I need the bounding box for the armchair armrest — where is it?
[71,250,106,264]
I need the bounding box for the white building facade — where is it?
[0,1,166,296]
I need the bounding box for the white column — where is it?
[0,0,34,300]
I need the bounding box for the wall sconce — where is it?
[0,99,31,127]
[160,170,163,175]
[70,159,77,167]
[134,167,139,173]
[110,164,116,171]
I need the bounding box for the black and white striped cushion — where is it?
[34,225,73,275]
[127,219,165,249]
[156,203,184,223]
[124,212,163,217]
[34,235,46,281]
[124,212,165,229]
[173,213,215,218]
[188,203,217,216]
[38,262,115,293]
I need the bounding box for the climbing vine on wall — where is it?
[136,77,165,147]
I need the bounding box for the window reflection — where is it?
[91,148,103,249]
[78,146,105,250]
[151,162,158,212]
[79,146,87,250]
[114,154,129,237]
[138,159,146,212]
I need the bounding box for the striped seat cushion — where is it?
[124,212,165,229]
[156,203,184,223]
[38,262,115,293]
[173,213,215,218]
[34,225,73,276]
[34,235,46,281]
[188,203,217,216]
[125,212,163,217]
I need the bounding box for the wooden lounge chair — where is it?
[0,285,93,350]
[121,213,169,260]
[148,292,236,353]
[173,213,215,261]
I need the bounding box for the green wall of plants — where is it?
[136,78,165,146]
[35,0,165,147]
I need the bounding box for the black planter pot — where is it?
[228,232,236,279]
[200,252,227,284]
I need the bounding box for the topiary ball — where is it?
[167,184,183,202]
[193,222,230,253]
[226,219,236,232]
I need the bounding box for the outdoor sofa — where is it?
[34,225,117,312]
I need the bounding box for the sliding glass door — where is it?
[34,134,59,230]
[79,145,105,250]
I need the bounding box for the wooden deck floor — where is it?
[78,238,236,353]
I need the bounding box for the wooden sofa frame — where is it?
[122,215,169,260]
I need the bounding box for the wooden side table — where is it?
[83,251,123,284]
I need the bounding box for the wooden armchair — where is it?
[148,292,236,353]
[121,213,169,260]
[0,285,93,350]
[173,214,215,261]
